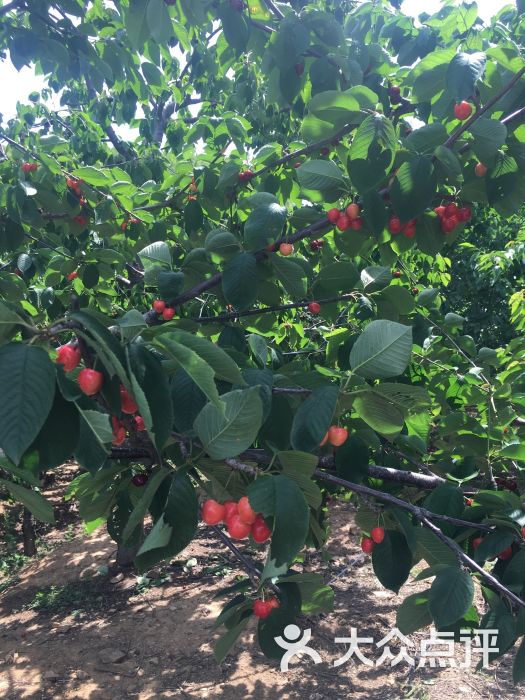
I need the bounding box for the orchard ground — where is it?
[0,464,521,700]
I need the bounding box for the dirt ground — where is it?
[0,476,523,700]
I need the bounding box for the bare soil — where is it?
[0,473,522,700]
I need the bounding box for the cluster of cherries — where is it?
[55,345,146,446]
[327,203,363,232]
[360,526,386,554]
[388,216,418,238]
[202,496,272,543]
[121,217,140,231]
[22,162,38,174]
[152,299,175,321]
[65,176,90,227]
[321,425,348,447]
[433,202,472,233]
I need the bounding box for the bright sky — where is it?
[0,0,513,126]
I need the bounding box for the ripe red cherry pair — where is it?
[320,426,348,447]
[238,169,255,183]
[152,299,175,321]
[327,203,363,232]
[388,216,417,238]
[253,597,280,619]
[202,497,272,543]
[361,527,385,553]
[113,415,145,444]
[121,218,139,231]
[66,177,83,197]
[434,202,471,234]
[22,162,38,173]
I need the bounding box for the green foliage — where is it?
[0,0,524,674]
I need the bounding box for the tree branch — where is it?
[315,470,525,609]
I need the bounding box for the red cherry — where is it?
[458,207,472,222]
[310,239,323,251]
[472,537,483,550]
[346,203,360,220]
[56,345,81,372]
[441,215,458,233]
[279,243,294,256]
[227,514,251,539]
[444,203,458,217]
[238,496,257,525]
[351,217,363,231]
[153,299,166,313]
[132,473,148,487]
[294,62,305,77]
[388,217,402,234]
[120,221,128,231]
[475,162,487,177]
[336,214,351,232]
[327,208,341,224]
[308,301,321,314]
[134,415,146,431]
[411,288,419,296]
[251,516,271,543]
[73,215,88,226]
[361,537,374,554]
[66,177,77,188]
[434,206,446,218]
[498,546,513,561]
[267,597,280,609]
[370,527,385,544]
[454,101,473,121]
[112,422,126,446]
[328,426,348,447]
[253,600,272,619]
[320,146,330,156]
[67,271,78,281]
[465,498,473,507]
[202,499,226,525]
[77,368,104,396]
[223,501,238,521]
[392,270,402,278]
[239,169,255,182]
[162,307,175,321]
[403,224,416,238]
[120,385,138,415]
[320,431,329,447]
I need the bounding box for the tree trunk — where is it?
[22,508,37,557]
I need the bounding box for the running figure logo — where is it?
[274,625,322,672]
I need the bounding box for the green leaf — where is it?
[372,531,413,593]
[362,189,388,235]
[244,203,287,252]
[71,166,111,186]
[222,253,258,311]
[278,450,322,509]
[423,484,465,537]
[428,567,475,627]
[153,336,221,409]
[122,467,171,542]
[390,156,437,221]
[350,320,413,379]
[217,5,249,53]
[126,0,149,51]
[297,160,345,197]
[29,388,80,470]
[314,261,359,295]
[0,344,56,465]
[159,330,244,385]
[446,52,486,101]
[214,616,251,663]
[128,344,173,450]
[146,0,172,44]
[414,527,458,566]
[205,229,241,259]
[271,256,307,300]
[334,434,369,483]
[500,443,525,461]
[406,123,447,154]
[194,388,264,460]
[74,408,112,473]
[290,386,339,452]
[353,392,404,436]
[138,241,171,269]
[397,592,432,634]
[248,474,310,580]
[350,114,397,161]
[469,118,507,166]
[0,479,54,523]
